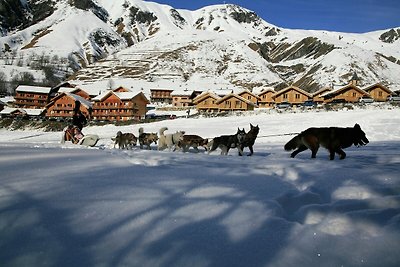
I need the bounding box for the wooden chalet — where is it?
[92,91,149,122]
[193,91,221,112]
[14,85,52,109]
[237,89,261,106]
[257,88,275,108]
[216,93,258,111]
[150,88,173,104]
[312,87,332,103]
[171,90,194,108]
[363,83,392,102]
[273,85,312,105]
[45,93,92,120]
[322,84,369,103]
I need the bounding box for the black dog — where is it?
[208,128,246,155]
[240,124,260,156]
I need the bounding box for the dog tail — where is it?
[284,134,301,151]
[159,127,168,136]
[139,127,144,135]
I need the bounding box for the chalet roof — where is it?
[312,87,332,97]
[273,86,312,98]
[171,90,193,96]
[93,91,149,103]
[15,85,52,94]
[115,92,143,100]
[92,90,112,101]
[216,93,258,107]
[58,87,80,94]
[215,89,234,96]
[256,87,275,96]
[321,84,368,98]
[192,91,221,104]
[0,107,45,116]
[0,96,15,104]
[117,92,150,103]
[363,83,392,94]
[237,89,261,100]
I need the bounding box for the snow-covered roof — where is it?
[321,84,368,97]
[254,87,275,95]
[92,90,112,101]
[58,87,79,93]
[0,96,15,104]
[115,92,141,100]
[92,90,145,102]
[66,93,93,109]
[24,108,46,116]
[15,85,52,94]
[0,107,45,116]
[171,90,193,96]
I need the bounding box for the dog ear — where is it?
[354,123,360,129]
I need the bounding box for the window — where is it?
[283,93,288,99]
[295,94,300,99]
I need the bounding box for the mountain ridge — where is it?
[1,0,399,94]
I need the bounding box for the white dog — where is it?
[158,127,185,151]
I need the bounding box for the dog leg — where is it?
[237,146,244,156]
[238,145,244,156]
[336,148,346,160]
[208,140,216,154]
[248,145,254,156]
[220,146,227,155]
[310,147,319,158]
[291,145,308,158]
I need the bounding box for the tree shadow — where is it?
[1,142,400,266]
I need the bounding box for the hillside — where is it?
[1,0,400,94]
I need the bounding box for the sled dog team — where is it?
[112,124,260,156]
[111,123,369,160]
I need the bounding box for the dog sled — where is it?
[61,125,99,147]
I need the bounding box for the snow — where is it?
[1,106,400,266]
[15,85,52,94]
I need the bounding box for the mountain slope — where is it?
[1,0,399,93]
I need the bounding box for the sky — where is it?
[151,0,400,33]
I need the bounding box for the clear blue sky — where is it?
[151,0,400,33]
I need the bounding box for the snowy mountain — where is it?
[1,0,400,93]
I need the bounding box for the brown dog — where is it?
[138,127,158,150]
[179,134,209,152]
[113,131,137,149]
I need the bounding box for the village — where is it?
[0,73,399,125]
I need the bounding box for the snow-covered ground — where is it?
[1,106,400,267]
